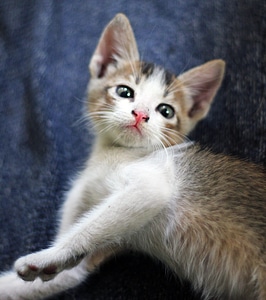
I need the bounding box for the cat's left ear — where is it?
[179,60,225,121]
[89,14,140,78]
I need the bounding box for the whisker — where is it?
[163,127,191,144]
[72,113,90,128]
[112,131,125,146]
[73,96,86,104]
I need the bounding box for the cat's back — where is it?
[174,144,265,201]
[171,144,266,246]
[155,145,266,299]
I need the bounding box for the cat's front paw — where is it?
[15,249,59,282]
[15,248,85,282]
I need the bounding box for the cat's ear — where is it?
[179,60,225,121]
[89,14,139,78]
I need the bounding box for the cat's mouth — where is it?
[126,124,143,136]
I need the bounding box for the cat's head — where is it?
[87,14,225,149]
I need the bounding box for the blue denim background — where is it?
[0,1,265,299]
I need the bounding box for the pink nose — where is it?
[131,110,150,123]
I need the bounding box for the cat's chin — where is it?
[110,129,153,149]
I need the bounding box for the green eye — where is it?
[157,104,175,119]
[116,85,134,99]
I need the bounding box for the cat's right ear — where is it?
[89,14,140,78]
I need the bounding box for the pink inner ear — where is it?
[97,55,116,78]
[90,14,140,79]
[188,79,220,118]
[94,29,119,78]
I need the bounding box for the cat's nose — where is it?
[131,110,150,123]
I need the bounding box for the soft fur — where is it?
[0,14,265,300]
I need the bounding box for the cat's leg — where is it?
[87,246,123,272]
[57,167,97,236]
[0,172,97,299]
[15,164,173,282]
[0,259,88,300]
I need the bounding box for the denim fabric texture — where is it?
[0,1,265,299]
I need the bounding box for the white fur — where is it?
[0,262,88,299]
[0,143,178,299]
[0,140,265,300]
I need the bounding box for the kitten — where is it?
[0,13,265,300]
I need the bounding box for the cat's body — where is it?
[0,14,265,300]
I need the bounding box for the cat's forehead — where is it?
[113,61,177,94]
[138,62,175,87]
